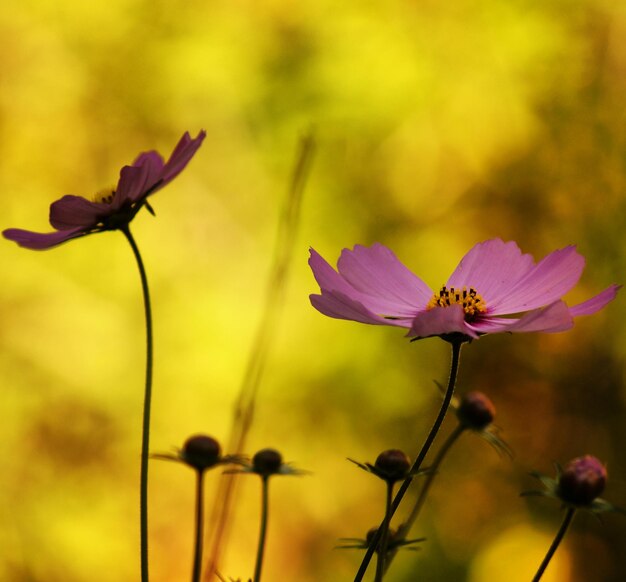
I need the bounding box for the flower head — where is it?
[558,456,607,506]
[3,130,206,250]
[349,449,425,484]
[309,239,620,341]
[336,527,426,554]
[451,390,512,457]
[228,448,306,479]
[522,456,624,514]
[180,435,223,471]
[456,391,496,430]
[152,434,241,473]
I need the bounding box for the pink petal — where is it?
[128,151,165,201]
[569,284,621,317]
[446,239,535,303]
[3,226,88,250]
[310,291,410,327]
[496,301,574,333]
[158,130,206,186]
[467,317,521,334]
[489,246,585,315]
[132,150,164,174]
[309,248,418,316]
[115,131,205,204]
[49,195,104,229]
[115,165,153,205]
[408,305,478,340]
[337,243,433,311]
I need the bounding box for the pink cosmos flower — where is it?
[3,130,206,250]
[309,239,619,341]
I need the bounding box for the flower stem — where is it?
[374,483,394,582]
[192,471,206,582]
[354,340,463,582]
[532,508,576,582]
[385,424,465,575]
[253,477,270,582]
[122,226,153,582]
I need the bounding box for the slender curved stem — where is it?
[354,340,463,582]
[374,483,394,582]
[385,424,465,575]
[192,471,206,582]
[532,508,576,582]
[253,477,270,582]
[122,226,153,582]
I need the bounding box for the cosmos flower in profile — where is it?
[3,130,205,250]
[309,239,619,341]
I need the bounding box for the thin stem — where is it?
[385,424,465,575]
[374,483,394,582]
[192,471,206,582]
[253,477,270,582]
[121,226,153,582]
[354,340,463,582]
[532,508,576,582]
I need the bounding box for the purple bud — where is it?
[366,526,397,552]
[182,435,221,471]
[456,391,496,430]
[558,455,607,505]
[374,449,411,482]
[253,448,283,476]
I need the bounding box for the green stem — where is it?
[253,477,270,582]
[385,424,465,575]
[192,471,206,582]
[532,508,576,582]
[374,483,394,582]
[354,340,463,582]
[122,226,153,582]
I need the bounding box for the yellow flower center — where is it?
[427,286,487,319]
[93,188,115,204]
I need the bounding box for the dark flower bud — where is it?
[558,455,607,505]
[374,449,411,482]
[456,391,496,430]
[366,526,397,553]
[181,435,221,471]
[253,448,283,476]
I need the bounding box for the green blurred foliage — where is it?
[1,1,625,581]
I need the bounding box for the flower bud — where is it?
[181,435,221,471]
[558,455,607,505]
[253,448,283,476]
[456,391,496,430]
[365,526,397,553]
[374,449,411,482]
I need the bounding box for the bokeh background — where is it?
[1,1,625,581]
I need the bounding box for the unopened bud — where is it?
[253,448,283,476]
[365,526,397,553]
[374,449,411,482]
[182,435,221,471]
[558,455,607,505]
[456,391,496,430]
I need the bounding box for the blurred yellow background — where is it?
[1,1,625,581]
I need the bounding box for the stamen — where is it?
[93,189,116,204]
[426,285,486,320]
